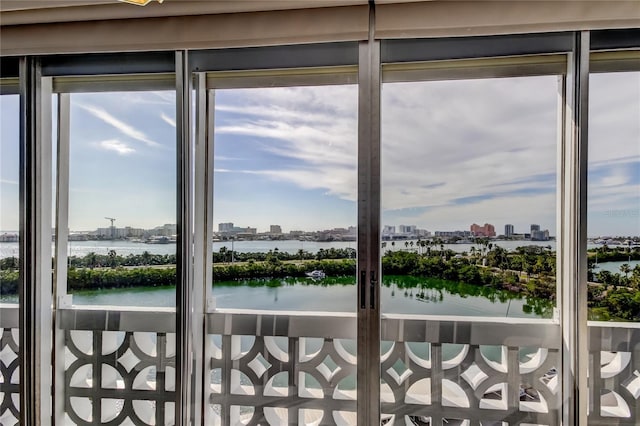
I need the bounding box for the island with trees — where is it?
[1,241,638,320]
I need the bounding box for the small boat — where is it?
[145,236,171,244]
[305,270,326,279]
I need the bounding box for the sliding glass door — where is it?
[587,58,640,424]
[51,79,179,425]
[379,54,565,425]
[204,76,360,425]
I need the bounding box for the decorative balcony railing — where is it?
[0,304,19,426]
[588,322,640,425]
[1,304,639,425]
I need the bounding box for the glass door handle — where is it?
[360,270,367,309]
[370,271,377,309]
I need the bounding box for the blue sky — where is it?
[213,86,357,232]
[0,94,19,232]
[381,75,560,235]
[0,72,638,237]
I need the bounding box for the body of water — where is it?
[593,260,640,273]
[2,238,609,259]
[1,275,551,319]
[0,239,357,258]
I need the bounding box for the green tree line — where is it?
[2,244,639,320]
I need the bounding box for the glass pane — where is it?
[63,91,177,307]
[0,93,20,423]
[56,89,177,424]
[381,74,561,424]
[587,70,640,423]
[0,94,19,301]
[208,84,358,424]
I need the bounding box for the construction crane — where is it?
[105,217,116,239]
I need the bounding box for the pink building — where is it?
[470,223,496,237]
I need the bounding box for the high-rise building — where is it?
[505,224,514,237]
[270,225,282,234]
[531,229,550,241]
[399,225,416,235]
[219,223,234,232]
[383,225,396,234]
[531,224,541,232]
[470,223,496,237]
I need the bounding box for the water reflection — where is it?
[1,273,554,318]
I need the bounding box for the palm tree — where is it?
[86,252,98,269]
[631,265,640,289]
[620,263,631,280]
[141,250,151,266]
[108,249,117,268]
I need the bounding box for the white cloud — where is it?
[97,139,135,155]
[160,113,176,128]
[215,80,560,224]
[0,179,18,185]
[210,74,637,234]
[589,72,640,164]
[215,155,242,161]
[119,92,175,106]
[405,193,557,235]
[230,167,356,201]
[77,103,160,147]
[215,85,358,203]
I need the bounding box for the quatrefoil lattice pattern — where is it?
[379,316,564,426]
[64,329,176,425]
[1,305,638,425]
[588,324,640,424]
[0,327,20,426]
[380,342,560,425]
[207,311,359,425]
[208,312,566,426]
[209,334,358,425]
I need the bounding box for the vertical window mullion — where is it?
[176,50,195,425]
[19,57,53,426]
[193,71,212,425]
[52,91,71,425]
[575,30,591,426]
[561,30,590,426]
[357,10,382,425]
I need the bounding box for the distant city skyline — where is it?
[1,73,638,238]
[0,220,575,239]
